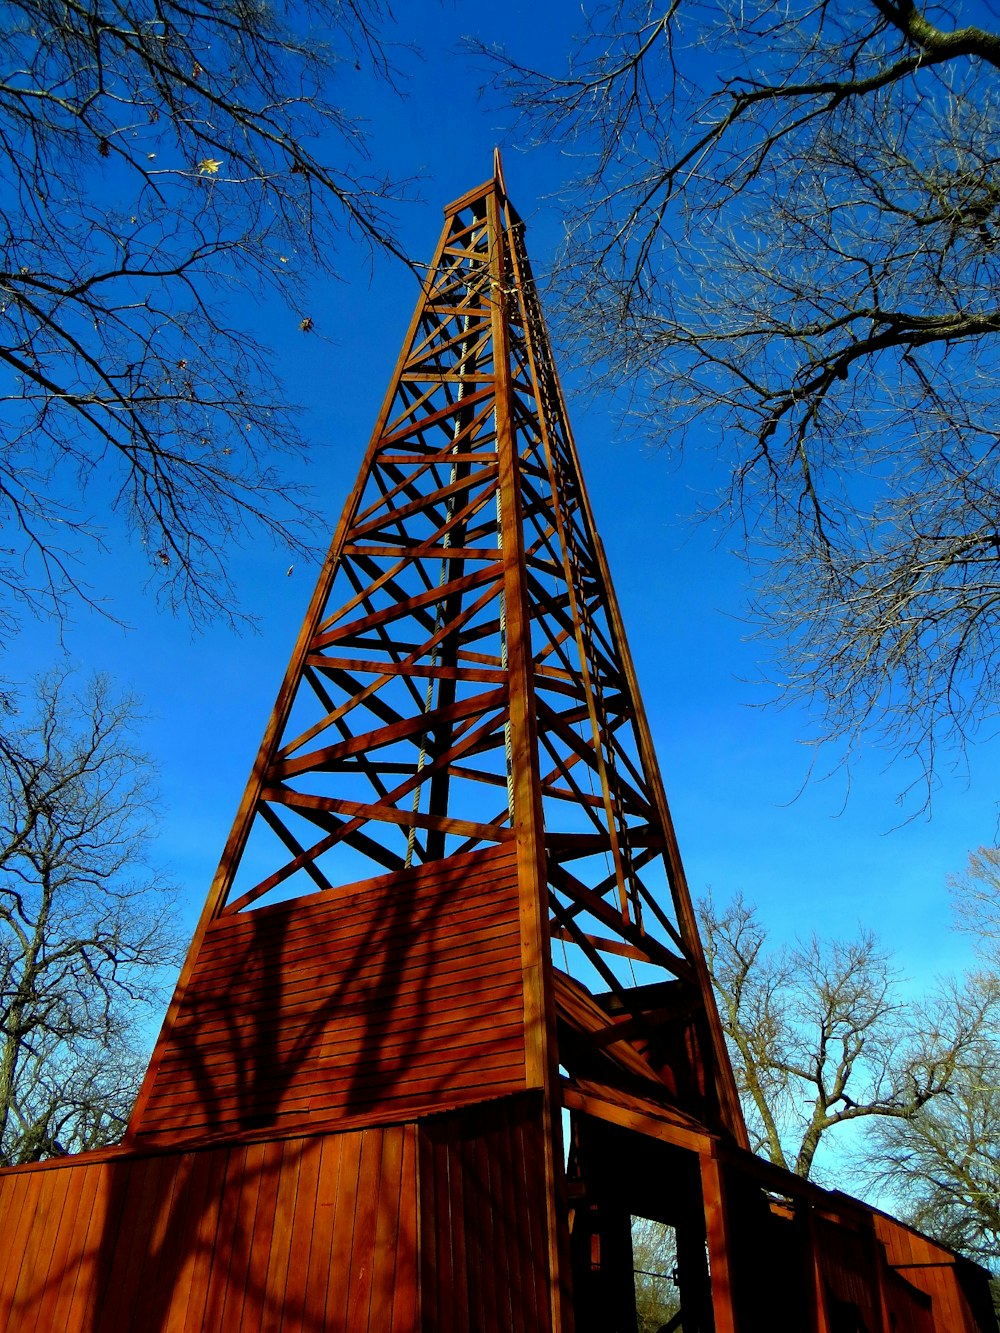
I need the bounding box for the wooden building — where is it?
[0,158,994,1332]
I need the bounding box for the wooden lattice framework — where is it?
[127,147,745,1147]
[0,159,995,1333]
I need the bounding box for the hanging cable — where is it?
[496,484,515,827]
[405,306,471,867]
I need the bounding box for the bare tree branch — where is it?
[0,0,413,629]
[0,670,181,1165]
[698,889,981,1180]
[484,0,1000,804]
[864,967,1000,1268]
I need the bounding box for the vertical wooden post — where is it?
[505,201,748,1150]
[804,1204,832,1333]
[486,181,569,1332]
[871,1223,893,1333]
[699,1150,738,1333]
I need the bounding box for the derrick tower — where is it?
[0,160,994,1333]
[124,150,748,1329]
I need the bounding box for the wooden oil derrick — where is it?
[0,158,995,1333]
[126,153,746,1139]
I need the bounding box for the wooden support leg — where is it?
[871,1228,893,1333]
[803,1204,832,1333]
[699,1150,737,1333]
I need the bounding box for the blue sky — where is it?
[16,0,1000,997]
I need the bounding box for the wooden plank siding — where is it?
[814,1213,884,1333]
[873,1211,996,1333]
[132,845,527,1145]
[882,1268,935,1333]
[418,1094,552,1332]
[0,1125,418,1333]
[2,1102,997,1333]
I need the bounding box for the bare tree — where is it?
[1,0,408,628]
[952,846,1000,960]
[0,671,181,1165]
[862,847,1000,1267]
[865,971,1000,1269]
[698,891,979,1179]
[486,2,1000,800]
[631,1217,680,1333]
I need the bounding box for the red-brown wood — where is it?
[419,1095,553,1332]
[130,846,526,1146]
[0,1127,419,1332]
[814,1212,886,1333]
[700,1150,738,1333]
[873,1210,991,1333]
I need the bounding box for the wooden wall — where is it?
[815,1213,886,1332]
[133,845,527,1144]
[0,1125,417,1333]
[882,1267,935,1333]
[0,1095,558,1333]
[1,1103,996,1333]
[874,1211,996,1333]
[418,1095,553,1333]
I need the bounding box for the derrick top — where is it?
[443,146,510,216]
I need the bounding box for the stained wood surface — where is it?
[873,1211,995,1333]
[132,846,526,1145]
[814,1214,884,1333]
[419,1094,552,1332]
[882,1268,935,1333]
[154,161,746,1157]
[0,1125,417,1333]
